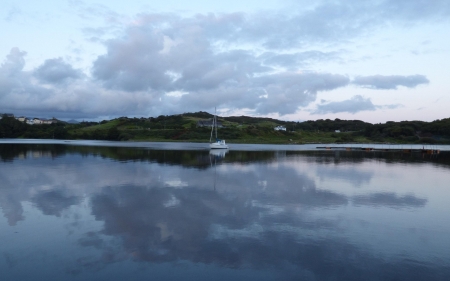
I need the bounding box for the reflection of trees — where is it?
[0,144,67,161]
[2,144,450,170]
[298,150,450,168]
[0,144,446,280]
[0,144,277,168]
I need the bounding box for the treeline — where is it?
[0,116,68,139]
[223,115,286,125]
[2,113,450,143]
[293,118,450,143]
[294,118,371,132]
[363,120,450,143]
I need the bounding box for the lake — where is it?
[1,141,449,281]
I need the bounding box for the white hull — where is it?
[210,142,228,149]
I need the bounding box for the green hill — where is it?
[1,113,450,144]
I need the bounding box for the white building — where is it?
[274,126,287,131]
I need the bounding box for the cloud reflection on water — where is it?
[0,145,448,280]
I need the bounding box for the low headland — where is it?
[1,112,449,144]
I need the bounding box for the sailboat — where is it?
[209,108,228,149]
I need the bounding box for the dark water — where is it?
[1,143,449,281]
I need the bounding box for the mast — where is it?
[209,116,214,143]
[215,107,218,140]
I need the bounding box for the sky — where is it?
[1,0,449,122]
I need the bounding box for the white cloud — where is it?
[352,75,429,90]
[2,0,447,120]
[313,95,377,114]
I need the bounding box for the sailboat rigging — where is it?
[209,108,228,149]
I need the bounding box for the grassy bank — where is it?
[2,113,450,144]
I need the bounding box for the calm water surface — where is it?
[1,142,449,280]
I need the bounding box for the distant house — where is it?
[16,116,26,122]
[41,118,54,125]
[335,130,341,133]
[32,118,54,125]
[197,119,223,128]
[26,119,34,125]
[274,126,286,131]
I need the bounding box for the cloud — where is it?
[253,73,350,115]
[1,0,442,119]
[313,95,376,114]
[222,0,450,49]
[91,19,351,115]
[0,47,26,75]
[259,51,340,69]
[34,58,83,84]
[0,48,162,119]
[379,103,403,110]
[0,48,39,105]
[352,75,429,90]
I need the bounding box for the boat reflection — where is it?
[209,148,229,158]
[1,143,450,281]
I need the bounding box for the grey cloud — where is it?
[352,75,429,90]
[77,1,450,52]
[2,0,444,119]
[0,48,47,106]
[313,95,376,114]
[34,58,83,84]
[92,28,173,91]
[0,48,162,119]
[237,1,450,49]
[170,72,350,115]
[254,73,350,115]
[91,20,350,116]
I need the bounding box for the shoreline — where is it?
[1,138,450,151]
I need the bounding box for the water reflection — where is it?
[1,144,450,280]
[31,189,82,217]
[353,192,427,208]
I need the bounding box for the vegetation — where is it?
[1,113,450,144]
